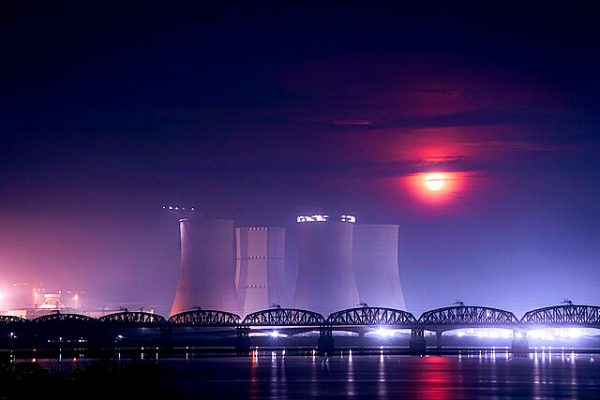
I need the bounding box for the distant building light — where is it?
[297,214,356,223]
[340,215,356,223]
[165,205,195,212]
[297,215,328,223]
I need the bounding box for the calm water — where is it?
[26,351,600,399]
[161,351,600,399]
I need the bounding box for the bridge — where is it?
[521,304,600,329]
[1,303,599,354]
[169,308,240,327]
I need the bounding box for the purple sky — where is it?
[1,2,600,316]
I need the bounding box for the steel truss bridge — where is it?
[2,304,600,353]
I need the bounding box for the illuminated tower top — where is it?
[296,214,356,223]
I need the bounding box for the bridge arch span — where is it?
[32,313,97,324]
[327,306,417,327]
[243,308,325,327]
[0,315,27,325]
[418,305,519,332]
[98,311,166,326]
[521,304,600,328]
[30,313,99,344]
[169,309,241,327]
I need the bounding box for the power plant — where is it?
[170,219,241,316]
[235,226,286,316]
[293,214,360,316]
[353,224,406,309]
[168,211,407,318]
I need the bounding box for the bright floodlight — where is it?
[568,328,583,338]
[373,327,394,338]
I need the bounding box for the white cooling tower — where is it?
[235,227,286,316]
[353,224,406,309]
[170,219,241,316]
[293,214,359,316]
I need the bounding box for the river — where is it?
[23,350,600,399]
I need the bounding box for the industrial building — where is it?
[167,211,407,319]
[170,219,241,316]
[235,227,286,316]
[353,224,406,309]
[293,214,360,316]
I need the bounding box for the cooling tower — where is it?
[235,227,286,316]
[293,214,359,316]
[353,224,406,309]
[170,219,241,316]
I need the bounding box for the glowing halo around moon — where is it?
[424,173,445,191]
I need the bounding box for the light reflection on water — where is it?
[377,352,386,398]
[231,351,597,399]
[22,350,600,399]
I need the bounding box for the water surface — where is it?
[153,352,600,399]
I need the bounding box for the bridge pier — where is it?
[236,326,250,355]
[409,328,426,355]
[357,331,366,348]
[511,331,529,354]
[318,326,334,355]
[159,326,173,350]
[435,331,443,350]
